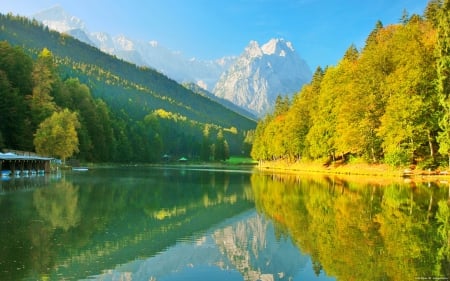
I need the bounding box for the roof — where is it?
[0,152,53,161]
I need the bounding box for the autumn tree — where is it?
[305,66,340,160]
[435,0,450,166]
[34,109,80,163]
[281,68,322,161]
[250,116,271,162]
[378,18,437,166]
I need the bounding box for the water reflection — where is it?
[87,212,311,281]
[0,167,257,280]
[251,173,450,280]
[1,167,448,280]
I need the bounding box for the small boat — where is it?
[72,167,89,172]
[1,170,11,177]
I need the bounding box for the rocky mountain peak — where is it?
[213,39,312,116]
[245,40,263,58]
[261,38,295,56]
[32,7,312,116]
[33,5,85,32]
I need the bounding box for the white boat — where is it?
[72,167,89,171]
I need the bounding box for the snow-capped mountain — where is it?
[32,7,312,117]
[32,6,234,91]
[213,39,312,116]
[33,5,85,32]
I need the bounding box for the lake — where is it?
[0,166,449,280]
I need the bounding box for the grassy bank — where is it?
[256,159,450,180]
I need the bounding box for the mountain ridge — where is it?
[34,6,312,117]
[32,6,312,117]
[32,5,234,91]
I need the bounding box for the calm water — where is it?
[0,167,449,281]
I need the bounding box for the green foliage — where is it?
[251,9,448,168]
[0,41,34,150]
[34,109,81,161]
[30,48,58,124]
[383,147,410,167]
[0,14,257,162]
[435,200,450,275]
[436,0,450,164]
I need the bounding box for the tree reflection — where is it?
[33,181,80,231]
[0,168,256,280]
[251,173,450,280]
[435,200,450,276]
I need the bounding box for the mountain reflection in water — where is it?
[88,211,329,281]
[0,167,448,280]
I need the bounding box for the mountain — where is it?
[32,6,234,91]
[0,13,256,161]
[32,6,312,117]
[183,83,257,121]
[213,39,312,116]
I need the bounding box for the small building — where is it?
[0,152,53,176]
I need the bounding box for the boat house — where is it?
[0,152,53,176]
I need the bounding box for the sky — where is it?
[0,0,430,69]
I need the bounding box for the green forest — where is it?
[0,13,256,163]
[252,0,450,169]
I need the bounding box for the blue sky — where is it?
[0,0,429,69]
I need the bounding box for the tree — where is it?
[34,109,81,163]
[30,48,58,124]
[364,20,383,49]
[214,129,229,161]
[143,113,162,162]
[0,41,34,150]
[251,116,271,162]
[425,0,443,27]
[305,66,340,160]
[378,18,437,166]
[0,71,26,149]
[0,41,33,95]
[201,125,211,161]
[333,45,367,158]
[436,0,450,166]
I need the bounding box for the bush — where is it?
[416,157,439,170]
[383,149,410,167]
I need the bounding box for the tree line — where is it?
[252,0,450,169]
[0,13,257,163]
[0,42,240,162]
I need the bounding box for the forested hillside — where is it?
[0,13,256,162]
[252,1,450,169]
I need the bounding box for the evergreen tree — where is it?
[436,0,450,166]
[201,125,211,161]
[30,48,58,124]
[214,129,229,161]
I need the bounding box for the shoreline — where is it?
[255,160,450,183]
